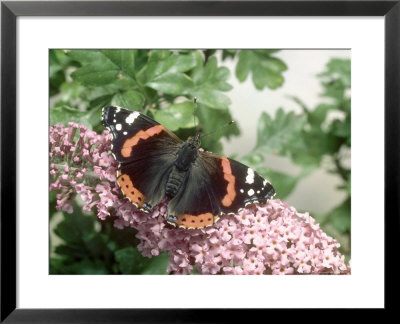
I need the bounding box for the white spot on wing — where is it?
[116,124,122,131]
[248,189,255,196]
[240,189,244,193]
[126,112,140,125]
[245,168,255,184]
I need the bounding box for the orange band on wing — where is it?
[117,172,145,207]
[121,125,164,158]
[176,213,217,229]
[221,158,236,207]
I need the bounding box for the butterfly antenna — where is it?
[193,97,201,137]
[200,120,235,138]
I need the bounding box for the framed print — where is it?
[1,0,399,321]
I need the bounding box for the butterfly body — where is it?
[102,106,275,229]
[164,135,200,199]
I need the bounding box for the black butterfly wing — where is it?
[211,155,276,213]
[167,152,275,229]
[102,106,182,211]
[102,106,181,163]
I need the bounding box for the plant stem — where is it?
[333,155,348,182]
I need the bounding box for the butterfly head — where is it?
[187,133,201,149]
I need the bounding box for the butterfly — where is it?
[102,106,275,229]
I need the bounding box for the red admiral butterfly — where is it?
[102,106,275,229]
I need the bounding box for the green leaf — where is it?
[50,105,87,126]
[252,60,284,90]
[50,105,100,129]
[328,199,351,233]
[318,59,351,110]
[89,94,113,109]
[235,50,287,90]
[150,101,197,131]
[146,72,194,96]
[49,50,68,73]
[141,253,170,274]
[295,128,340,168]
[254,109,329,171]
[190,57,232,109]
[106,222,138,248]
[346,178,351,196]
[170,53,198,73]
[71,64,119,87]
[195,88,231,110]
[50,258,108,275]
[57,81,87,105]
[255,109,306,155]
[115,247,144,274]
[69,259,109,274]
[101,50,136,79]
[111,90,145,109]
[86,106,104,130]
[52,208,111,265]
[115,247,169,274]
[50,72,66,95]
[51,203,147,275]
[55,244,87,259]
[235,50,252,82]
[191,56,217,84]
[331,115,351,139]
[49,50,67,97]
[68,50,136,86]
[50,50,78,97]
[84,232,109,258]
[319,58,351,88]
[308,103,336,127]
[53,209,94,245]
[239,152,265,165]
[49,258,64,274]
[221,49,238,60]
[145,50,198,81]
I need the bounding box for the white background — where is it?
[18,17,384,308]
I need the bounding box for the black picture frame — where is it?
[1,0,398,321]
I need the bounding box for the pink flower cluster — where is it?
[50,123,119,217]
[50,124,350,275]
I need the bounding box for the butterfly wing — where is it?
[102,106,182,210]
[205,154,276,213]
[167,158,221,229]
[167,152,275,229]
[102,106,181,163]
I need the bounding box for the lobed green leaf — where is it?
[111,90,145,109]
[235,50,287,90]
[255,109,307,156]
[150,101,197,131]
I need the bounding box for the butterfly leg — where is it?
[141,202,153,213]
[166,214,178,225]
